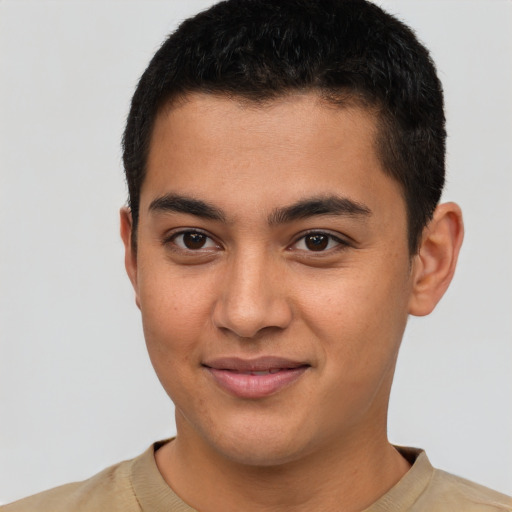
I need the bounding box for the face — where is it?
[123,93,419,466]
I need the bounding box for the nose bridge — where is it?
[213,246,291,338]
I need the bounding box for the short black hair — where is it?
[123,0,445,253]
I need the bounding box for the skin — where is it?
[121,92,463,511]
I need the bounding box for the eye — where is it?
[292,232,346,252]
[170,231,219,251]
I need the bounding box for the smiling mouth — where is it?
[235,368,282,375]
[202,357,310,398]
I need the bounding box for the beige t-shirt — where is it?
[3,441,511,511]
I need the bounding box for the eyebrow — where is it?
[148,193,226,222]
[268,195,372,225]
[148,193,371,225]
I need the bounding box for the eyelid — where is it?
[289,230,352,252]
[162,228,222,250]
[162,227,352,253]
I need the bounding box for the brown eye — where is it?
[171,231,218,251]
[292,232,346,253]
[182,232,207,249]
[304,234,329,251]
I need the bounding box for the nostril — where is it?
[213,302,293,339]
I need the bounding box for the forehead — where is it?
[150,92,378,159]
[142,92,405,223]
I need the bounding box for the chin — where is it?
[199,416,317,468]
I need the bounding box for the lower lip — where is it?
[205,366,309,399]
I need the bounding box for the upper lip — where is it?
[202,356,309,372]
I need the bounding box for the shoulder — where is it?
[386,447,511,512]
[1,456,140,512]
[420,468,512,511]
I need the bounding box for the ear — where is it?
[120,207,141,309]
[408,202,464,316]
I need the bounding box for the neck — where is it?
[155,419,410,512]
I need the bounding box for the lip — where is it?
[202,356,310,399]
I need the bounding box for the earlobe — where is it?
[408,202,464,317]
[119,207,141,308]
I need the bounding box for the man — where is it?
[3,0,510,510]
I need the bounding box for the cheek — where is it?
[296,268,410,426]
[299,260,411,371]
[136,263,216,375]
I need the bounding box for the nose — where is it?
[212,251,293,339]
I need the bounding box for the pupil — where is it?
[305,234,328,251]
[183,232,206,249]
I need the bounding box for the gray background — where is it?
[1,0,511,503]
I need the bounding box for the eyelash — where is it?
[163,229,350,254]
[164,229,220,252]
[290,230,350,254]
